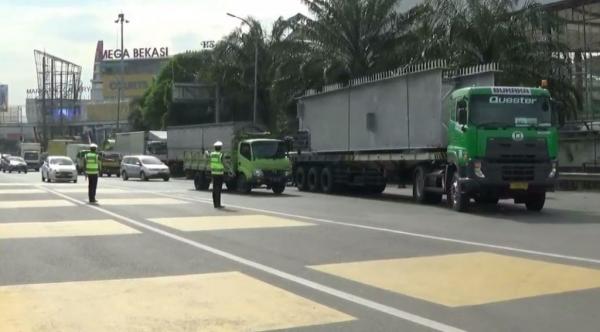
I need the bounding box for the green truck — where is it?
[292,62,558,212]
[168,123,291,194]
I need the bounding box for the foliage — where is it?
[134,0,581,132]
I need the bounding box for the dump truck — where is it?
[19,142,41,171]
[292,62,559,212]
[167,122,291,194]
[114,131,167,161]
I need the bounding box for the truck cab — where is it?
[446,86,558,211]
[232,139,291,193]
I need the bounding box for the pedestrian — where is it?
[210,141,225,209]
[84,144,99,204]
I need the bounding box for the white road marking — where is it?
[0,189,45,194]
[146,191,600,266]
[40,186,466,332]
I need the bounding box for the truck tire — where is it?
[525,192,546,212]
[237,174,252,194]
[272,183,286,195]
[295,167,308,191]
[194,173,209,191]
[320,167,337,193]
[413,166,441,204]
[225,180,237,191]
[448,172,468,212]
[307,167,321,192]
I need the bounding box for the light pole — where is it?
[227,12,258,124]
[115,13,129,132]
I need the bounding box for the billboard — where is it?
[0,85,7,112]
[102,74,155,99]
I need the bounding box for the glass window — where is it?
[251,141,286,159]
[140,156,162,165]
[50,158,73,166]
[240,143,251,160]
[470,95,552,128]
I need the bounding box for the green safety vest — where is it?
[85,152,99,175]
[210,151,224,175]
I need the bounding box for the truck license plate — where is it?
[510,182,529,190]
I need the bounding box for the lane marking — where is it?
[0,272,354,331]
[50,188,127,194]
[146,192,600,265]
[0,219,141,239]
[310,252,600,307]
[94,198,187,206]
[0,189,45,194]
[149,215,314,232]
[41,187,466,332]
[0,199,75,209]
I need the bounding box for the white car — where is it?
[41,156,78,183]
[121,155,170,181]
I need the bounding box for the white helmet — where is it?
[90,143,98,149]
[214,141,223,147]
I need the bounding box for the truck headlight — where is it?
[253,169,264,178]
[548,161,558,178]
[473,160,485,178]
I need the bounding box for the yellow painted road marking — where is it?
[0,200,75,209]
[0,272,354,331]
[310,252,600,307]
[51,188,127,194]
[0,189,45,194]
[149,214,313,231]
[0,219,141,239]
[99,198,187,206]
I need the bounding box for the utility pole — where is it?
[227,12,258,124]
[115,13,129,132]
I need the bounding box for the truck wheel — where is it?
[225,180,238,191]
[413,167,441,204]
[525,192,546,212]
[320,167,337,193]
[295,167,308,191]
[272,183,286,195]
[307,167,321,192]
[449,173,468,212]
[194,173,209,191]
[237,174,252,194]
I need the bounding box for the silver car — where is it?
[41,156,78,183]
[121,155,170,181]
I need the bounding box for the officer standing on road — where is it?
[84,144,100,204]
[211,141,225,209]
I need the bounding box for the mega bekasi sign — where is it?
[102,47,169,60]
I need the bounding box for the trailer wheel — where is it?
[525,192,546,212]
[413,166,441,204]
[194,173,209,191]
[295,167,308,191]
[272,183,286,195]
[320,167,337,193]
[307,167,321,192]
[449,173,468,212]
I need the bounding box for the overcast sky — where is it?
[0,0,309,108]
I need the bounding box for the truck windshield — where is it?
[141,157,162,165]
[470,95,552,128]
[24,152,39,160]
[251,141,286,159]
[148,142,167,155]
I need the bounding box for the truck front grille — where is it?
[501,165,535,181]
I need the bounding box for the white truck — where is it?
[19,142,41,171]
[114,131,167,161]
[66,143,91,174]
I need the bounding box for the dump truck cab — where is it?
[446,86,558,211]
[231,138,291,193]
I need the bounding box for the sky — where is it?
[0,0,309,108]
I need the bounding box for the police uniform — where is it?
[210,150,224,208]
[85,150,99,203]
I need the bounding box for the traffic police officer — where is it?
[84,144,100,204]
[211,141,225,208]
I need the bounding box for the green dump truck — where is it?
[168,123,291,194]
[293,62,559,212]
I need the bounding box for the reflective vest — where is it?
[210,151,224,175]
[85,152,99,175]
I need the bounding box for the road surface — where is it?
[1,171,599,331]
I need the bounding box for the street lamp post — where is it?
[227,12,258,125]
[115,13,129,132]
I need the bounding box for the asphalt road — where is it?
[1,171,600,331]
